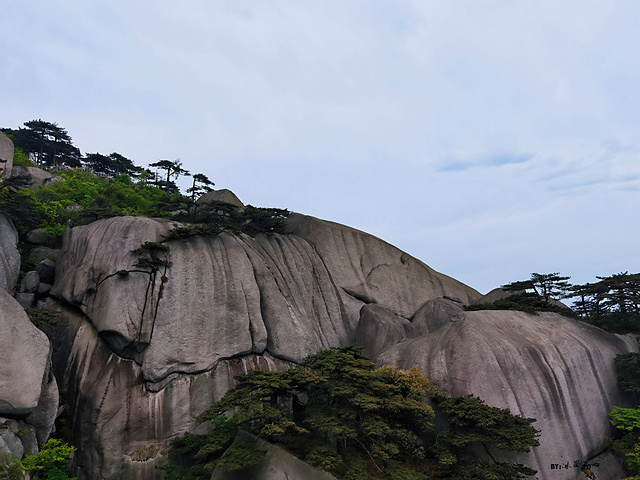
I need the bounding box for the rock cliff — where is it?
[0,198,634,479]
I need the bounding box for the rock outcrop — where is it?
[0,289,51,417]
[197,189,245,210]
[0,131,13,178]
[0,289,58,457]
[377,310,636,480]
[0,213,20,293]
[9,166,57,188]
[43,211,637,480]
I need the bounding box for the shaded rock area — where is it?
[377,310,637,480]
[211,432,338,480]
[0,289,51,417]
[51,302,294,480]
[0,213,20,293]
[0,289,58,459]
[9,166,58,188]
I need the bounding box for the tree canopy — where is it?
[3,119,81,167]
[163,346,539,480]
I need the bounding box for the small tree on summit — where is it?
[150,159,190,190]
[187,173,215,201]
[502,273,572,308]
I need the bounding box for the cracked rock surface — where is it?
[47,214,637,480]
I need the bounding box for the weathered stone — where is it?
[60,313,294,480]
[0,213,20,293]
[0,132,13,178]
[25,376,59,446]
[478,287,512,303]
[52,217,350,381]
[37,283,52,295]
[196,189,245,209]
[16,421,38,456]
[354,304,422,357]
[377,310,638,480]
[20,271,40,293]
[0,424,23,459]
[9,166,56,187]
[211,432,338,480]
[25,228,58,247]
[36,259,56,285]
[0,289,50,417]
[285,213,481,322]
[411,296,465,333]
[28,246,60,263]
[14,292,35,308]
[47,213,639,480]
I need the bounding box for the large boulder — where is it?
[377,310,637,480]
[285,213,481,321]
[0,289,51,417]
[196,189,245,209]
[0,213,20,293]
[0,132,13,178]
[9,166,57,188]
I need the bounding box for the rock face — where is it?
[0,131,13,178]
[59,309,294,480]
[0,289,51,417]
[377,310,637,480]
[0,289,58,459]
[0,213,20,293]
[46,212,637,480]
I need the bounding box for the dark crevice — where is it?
[342,287,376,304]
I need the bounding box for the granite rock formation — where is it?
[0,131,13,178]
[0,213,20,293]
[34,208,636,480]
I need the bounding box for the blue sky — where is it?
[1,1,638,294]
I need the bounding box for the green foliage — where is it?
[241,206,290,235]
[0,452,23,480]
[610,407,640,476]
[210,438,266,471]
[616,353,640,394]
[436,395,539,452]
[433,394,539,479]
[502,273,572,307]
[0,168,187,242]
[159,416,251,480]
[569,273,640,333]
[19,439,76,480]
[451,460,537,480]
[13,147,35,167]
[6,120,81,167]
[25,308,61,328]
[611,353,640,477]
[166,203,291,240]
[174,346,539,479]
[465,299,540,314]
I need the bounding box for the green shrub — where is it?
[12,147,35,168]
[19,439,76,480]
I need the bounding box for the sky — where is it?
[1,1,638,294]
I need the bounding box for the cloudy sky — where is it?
[1,1,638,294]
